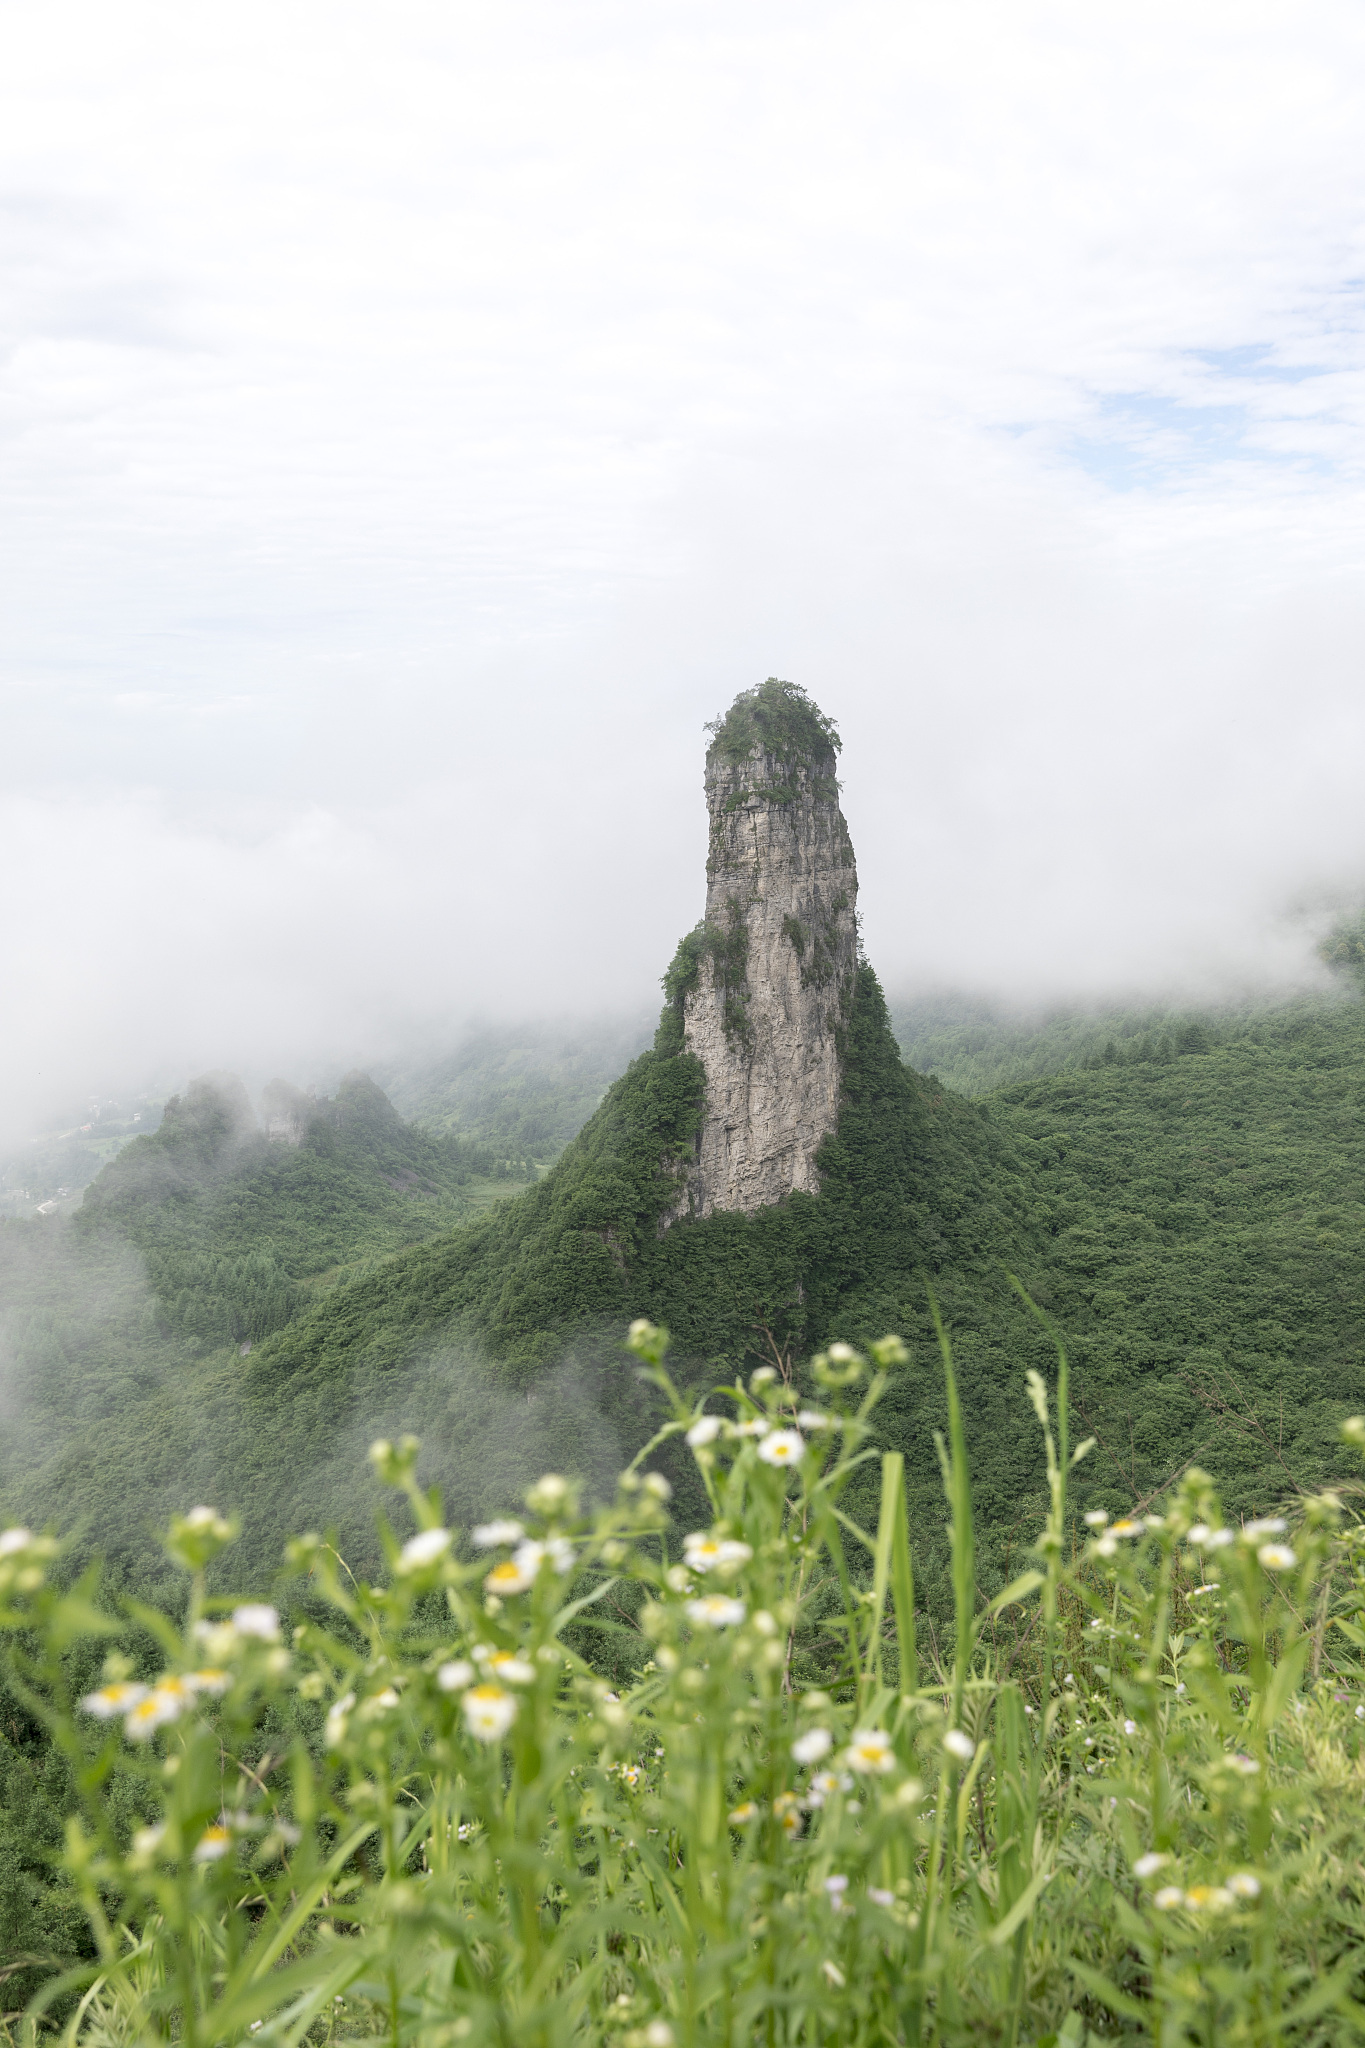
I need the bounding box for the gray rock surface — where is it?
[668,738,859,1219]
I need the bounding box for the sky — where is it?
[4,0,1365,1137]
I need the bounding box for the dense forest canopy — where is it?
[3,959,1365,1598]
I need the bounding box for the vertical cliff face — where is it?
[663,680,859,1221]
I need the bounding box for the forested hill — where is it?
[2,976,1364,1609]
[0,969,1058,1591]
[0,1071,533,1586]
[195,964,1055,1581]
[250,974,1364,1580]
[74,1068,528,1349]
[988,999,1365,1513]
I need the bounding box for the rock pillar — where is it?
[666,683,859,1219]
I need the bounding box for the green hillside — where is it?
[0,1071,533,1586]
[888,983,1353,1097]
[3,957,1364,1613]
[0,967,1054,1594]
[988,1000,1365,1512]
[77,1068,527,1335]
[177,963,1054,1582]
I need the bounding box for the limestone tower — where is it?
[663,678,859,1220]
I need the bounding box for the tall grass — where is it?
[4,1315,1365,2045]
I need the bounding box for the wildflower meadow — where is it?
[4,1312,1365,2045]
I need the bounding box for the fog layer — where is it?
[4,1,1365,1139]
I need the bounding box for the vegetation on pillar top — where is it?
[704,677,842,789]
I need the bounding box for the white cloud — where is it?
[3,0,1365,1134]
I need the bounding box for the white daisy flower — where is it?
[513,1538,575,1580]
[1153,1886,1185,1910]
[1184,1884,1234,1912]
[792,1727,833,1765]
[682,1532,753,1574]
[124,1681,193,1741]
[685,1595,746,1628]
[324,1692,356,1746]
[184,1507,231,1535]
[797,1410,835,1430]
[484,1651,535,1685]
[942,1729,975,1762]
[686,1415,724,1448]
[845,1728,896,1773]
[485,1556,536,1596]
[757,1430,805,1467]
[0,1528,33,1557]
[774,1791,802,1834]
[471,1519,524,1548]
[1258,1543,1297,1571]
[193,1825,233,1863]
[462,1684,518,1742]
[437,1659,475,1692]
[735,1418,770,1438]
[187,1669,231,1697]
[80,1682,148,1719]
[194,1619,240,1661]
[1133,1852,1168,1879]
[1082,1510,1109,1528]
[1227,1872,1261,1898]
[1243,1517,1287,1540]
[396,1528,452,1573]
[231,1604,281,1642]
[358,1687,401,1719]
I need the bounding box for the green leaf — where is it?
[986,1865,1053,1946]
[986,1571,1044,1619]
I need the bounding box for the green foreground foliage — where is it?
[6,1318,1365,2045]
